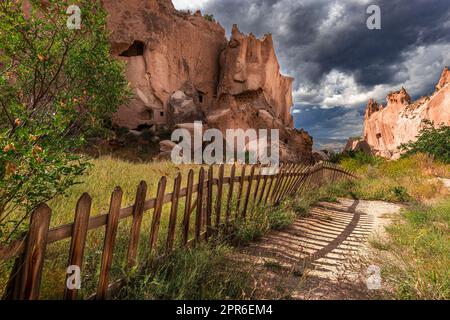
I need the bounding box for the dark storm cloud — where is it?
[293,104,365,140]
[193,0,450,141]
[203,0,450,87]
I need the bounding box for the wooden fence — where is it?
[0,162,356,300]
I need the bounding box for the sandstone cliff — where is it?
[104,0,227,130]
[103,0,313,163]
[207,25,312,162]
[363,67,450,159]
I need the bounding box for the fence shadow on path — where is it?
[232,198,379,300]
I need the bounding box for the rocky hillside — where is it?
[363,67,450,159]
[103,0,313,162]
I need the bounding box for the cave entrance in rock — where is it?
[198,90,206,104]
[119,40,145,57]
[376,133,382,144]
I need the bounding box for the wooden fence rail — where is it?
[0,162,356,300]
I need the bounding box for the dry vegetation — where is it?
[328,153,450,300]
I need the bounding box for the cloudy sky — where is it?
[173,0,450,145]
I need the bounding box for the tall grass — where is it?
[1,157,212,299]
[2,156,329,299]
[115,244,253,300]
[331,153,449,203]
[371,199,450,299]
[331,152,450,299]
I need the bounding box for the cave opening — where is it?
[136,124,153,132]
[376,133,382,144]
[198,90,205,104]
[119,40,145,57]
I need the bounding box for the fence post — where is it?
[64,193,92,300]
[206,167,214,239]
[264,166,278,205]
[15,204,52,300]
[166,174,182,254]
[96,187,123,300]
[279,164,298,202]
[182,170,194,245]
[290,167,307,197]
[273,163,289,204]
[195,168,205,243]
[242,164,256,219]
[257,167,269,204]
[287,165,305,197]
[215,164,225,229]
[235,165,246,219]
[126,182,147,269]
[225,164,236,225]
[269,163,283,203]
[250,165,262,215]
[149,177,167,254]
[298,167,313,196]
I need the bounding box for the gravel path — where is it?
[231,198,403,300]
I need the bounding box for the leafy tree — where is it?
[400,120,450,164]
[0,0,129,242]
[204,14,215,22]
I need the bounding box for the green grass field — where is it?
[0,157,315,299]
[1,153,448,300]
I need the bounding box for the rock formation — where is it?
[103,0,313,163]
[207,25,312,162]
[343,138,372,155]
[363,67,450,159]
[104,0,226,131]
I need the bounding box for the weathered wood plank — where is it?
[182,170,195,245]
[215,164,225,228]
[250,165,262,215]
[64,193,92,300]
[126,181,147,269]
[206,168,214,239]
[166,174,182,254]
[18,204,52,300]
[242,164,256,219]
[235,165,246,218]
[225,164,236,224]
[96,187,123,300]
[271,163,286,203]
[263,166,278,205]
[257,168,269,204]
[149,177,167,254]
[275,164,294,203]
[195,168,205,243]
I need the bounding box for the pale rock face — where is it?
[363,67,450,159]
[102,1,313,163]
[312,150,330,162]
[168,90,203,125]
[344,138,372,155]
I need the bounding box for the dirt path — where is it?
[231,198,403,300]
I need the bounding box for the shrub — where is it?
[400,120,450,164]
[336,154,449,203]
[0,1,129,242]
[204,14,215,22]
[267,205,296,230]
[331,151,382,172]
[229,208,269,246]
